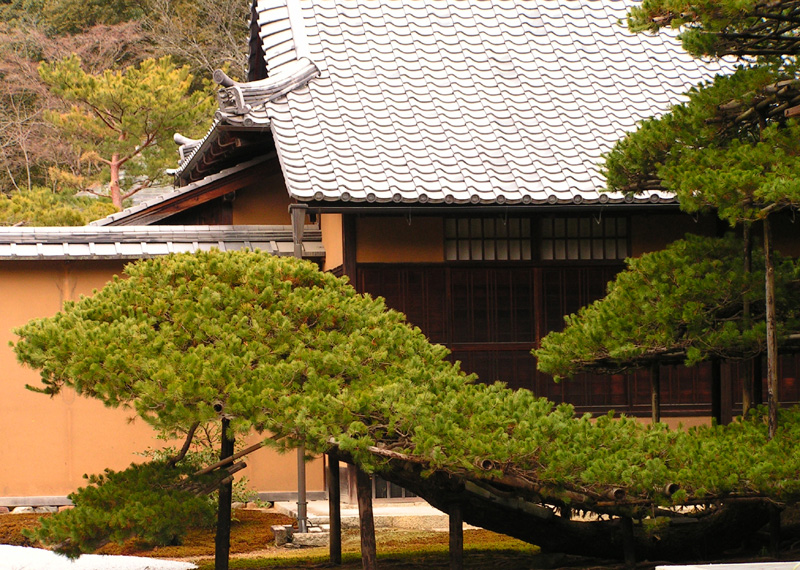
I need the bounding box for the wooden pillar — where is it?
[770,505,782,556]
[355,467,377,570]
[215,418,234,570]
[650,363,661,424]
[289,204,309,533]
[449,504,464,570]
[753,356,763,406]
[343,214,357,282]
[620,516,636,569]
[297,445,308,533]
[720,361,733,426]
[711,358,722,425]
[327,452,342,565]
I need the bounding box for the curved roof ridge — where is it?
[213,58,320,128]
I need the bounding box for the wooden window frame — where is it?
[539,215,631,261]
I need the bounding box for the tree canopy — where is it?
[534,234,800,379]
[605,1,800,437]
[38,55,214,209]
[0,186,116,226]
[628,0,800,57]
[14,251,800,560]
[604,63,800,225]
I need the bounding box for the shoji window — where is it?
[444,217,532,261]
[540,216,629,261]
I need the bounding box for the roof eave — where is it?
[300,201,682,216]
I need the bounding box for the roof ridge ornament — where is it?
[213,58,320,126]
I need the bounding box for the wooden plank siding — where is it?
[356,263,800,417]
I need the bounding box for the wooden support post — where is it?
[711,358,722,425]
[753,356,763,406]
[764,217,779,439]
[770,505,782,556]
[720,361,733,426]
[297,444,308,533]
[327,452,342,565]
[343,214,357,281]
[650,363,661,424]
[215,418,234,570]
[449,504,464,570]
[620,516,636,569]
[355,467,377,570]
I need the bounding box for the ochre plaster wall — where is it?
[356,216,444,263]
[231,168,293,226]
[320,213,343,271]
[0,260,322,499]
[635,416,711,430]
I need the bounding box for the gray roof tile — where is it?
[0,225,324,261]
[207,0,735,206]
[93,157,271,226]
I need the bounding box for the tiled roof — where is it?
[172,62,319,179]
[0,225,324,260]
[94,156,269,226]
[209,0,735,206]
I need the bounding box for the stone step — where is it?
[274,500,473,531]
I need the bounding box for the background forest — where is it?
[0,0,250,225]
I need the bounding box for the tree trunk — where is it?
[650,363,661,424]
[764,216,779,439]
[449,504,464,570]
[215,418,234,570]
[109,153,123,211]
[347,449,774,562]
[742,222,754,416]
[327,452,342,565]
[355,467,377,570]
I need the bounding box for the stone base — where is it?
[272,524,293,546]
[291,531,329,547]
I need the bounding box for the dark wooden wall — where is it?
[357,263,800,417]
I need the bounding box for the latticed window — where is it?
[540,216,628,261]
[444,216,629,261]
[444,217,532,261]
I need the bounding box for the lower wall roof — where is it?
[0,225,324,261]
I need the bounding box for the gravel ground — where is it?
[0,545,197,570]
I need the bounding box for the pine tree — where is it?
[0,186,117,226]
[13,250,800,563]
[38,55,214,210]
[604,1,800,437]
[534,234,800,421]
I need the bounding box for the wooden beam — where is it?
[112,163,269,226]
